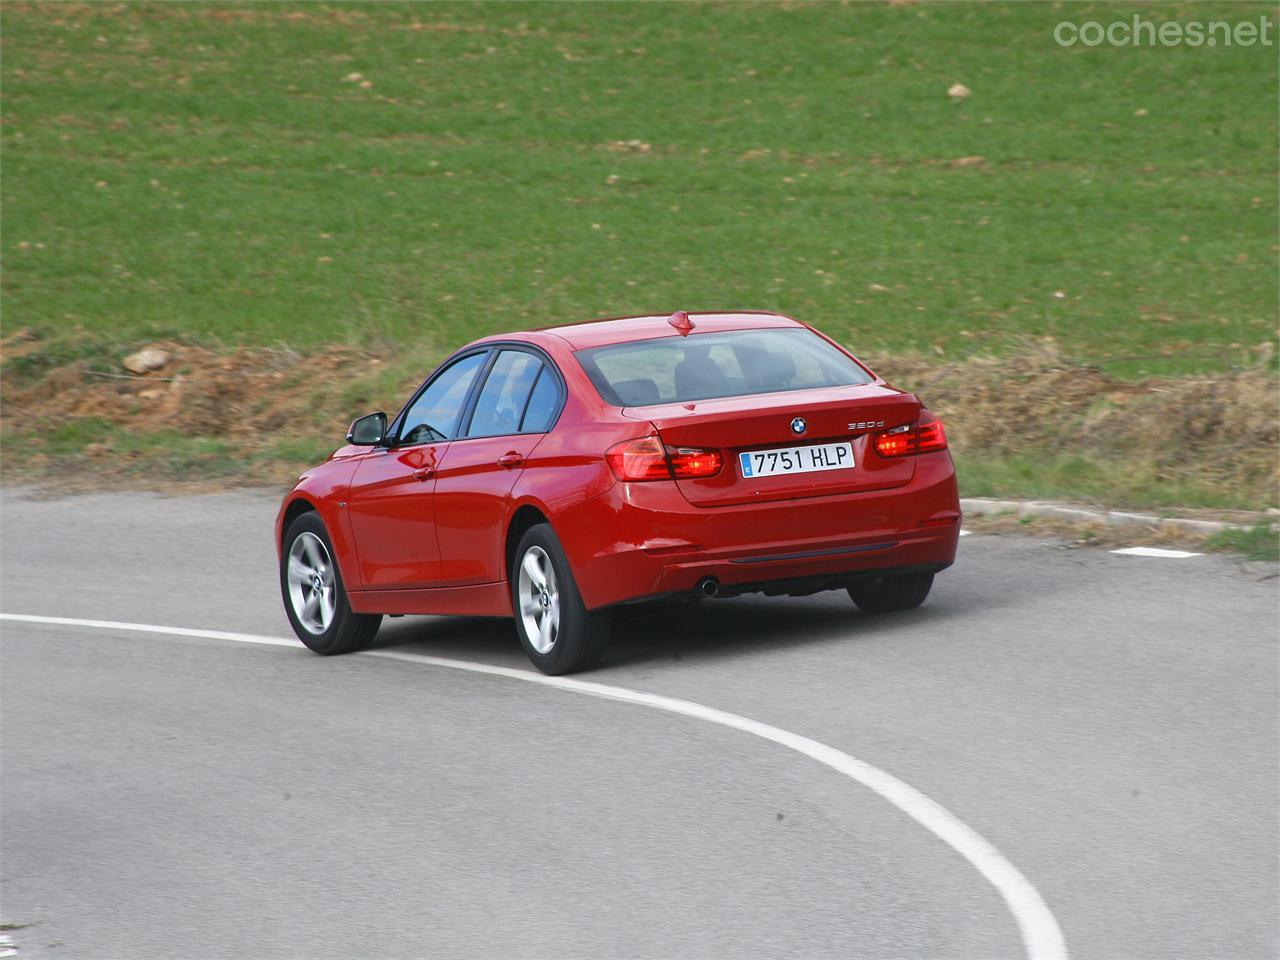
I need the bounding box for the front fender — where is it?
[275,455,364,589]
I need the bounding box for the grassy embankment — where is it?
[2,2,1276,511]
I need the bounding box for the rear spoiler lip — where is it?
[618,384,918,421]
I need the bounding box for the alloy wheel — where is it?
[287,532,337,635]
[517,545,560,654]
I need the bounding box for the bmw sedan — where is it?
[276,311,960,674]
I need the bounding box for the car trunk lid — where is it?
[624,384,920,507]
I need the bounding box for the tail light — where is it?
[606,436,670,480]
[873,412,948,458]
[916,413,947,452]
[606,436,722,481]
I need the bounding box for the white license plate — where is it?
[738,441,854,478]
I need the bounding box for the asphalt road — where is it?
[1,487,1276,959]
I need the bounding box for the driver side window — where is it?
[398,352,486,446]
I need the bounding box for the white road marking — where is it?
[1110,546,1203,559]
[1,611,1069,960]
[959,529,972,536]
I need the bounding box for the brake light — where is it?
[874,424,916,458]
[605,436,722,481]
[668,447,723,479]
[873,413,948,458]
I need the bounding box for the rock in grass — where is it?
[123,347,170,375]
[947,83,971,99]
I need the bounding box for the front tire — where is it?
[848,573,934,614]
[281,512,381,654]
[512,524,611,675]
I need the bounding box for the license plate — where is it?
[738,441,854,478]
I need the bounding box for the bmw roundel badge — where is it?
[790,417,807,435]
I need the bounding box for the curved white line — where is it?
[1,611,1067,960]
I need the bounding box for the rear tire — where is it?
[512,524,611,675]
[281,512,381,655]
[847,573,934,614]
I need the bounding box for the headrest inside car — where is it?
[612,378,661,405]
[744,350,795,388]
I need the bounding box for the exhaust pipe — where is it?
[697,576,720,598]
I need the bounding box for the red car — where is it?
[276,311,960,674]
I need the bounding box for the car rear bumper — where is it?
[558,451,960,609]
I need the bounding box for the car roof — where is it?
[529,311,804,350]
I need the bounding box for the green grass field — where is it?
[3,1,1276,377]
[2,2,1277,515]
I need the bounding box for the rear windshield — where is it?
[576,328,874,407]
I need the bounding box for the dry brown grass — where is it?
[2,332,1277,510]
[870,342,1279,509]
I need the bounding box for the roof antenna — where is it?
[668,310,695,336]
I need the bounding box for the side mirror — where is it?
[347,412,388,446]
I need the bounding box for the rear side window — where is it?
[576,328,873,406]
[467,350,543,438]
[519,368,560,433]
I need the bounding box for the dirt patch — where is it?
[1,330,422,488]
[2,331,1277,508]
[7,337,366,436]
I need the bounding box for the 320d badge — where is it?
[276,310,961,674]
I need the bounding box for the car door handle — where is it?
[497,452,524,469]
[413,466,434,481]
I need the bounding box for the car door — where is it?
[345,350,489,589]
[433,348,565,585]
